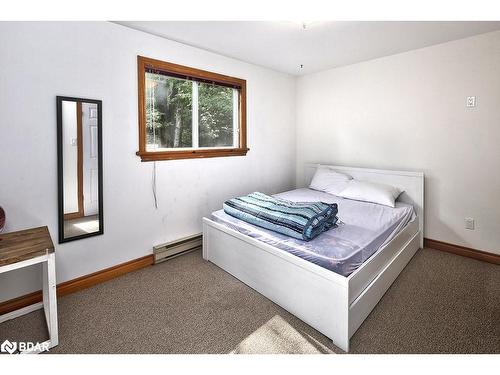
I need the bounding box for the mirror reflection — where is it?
[58,97,102,242]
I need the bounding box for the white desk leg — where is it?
[42,253,58,348]
[42,259,49,325]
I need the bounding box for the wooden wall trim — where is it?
[0,254,154,316]
[0,290,43,316]
[76,101,84,218]
[424,238,500,265]
[63,102,84,220]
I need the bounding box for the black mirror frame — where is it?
[56,96,103,243]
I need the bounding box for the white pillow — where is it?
[309,166,352,196]
[337,180,403,207]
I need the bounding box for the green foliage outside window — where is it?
[145,72,235,150]
[198,83,234,147]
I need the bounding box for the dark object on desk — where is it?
[0,206,5,232]
[0,226,54,266]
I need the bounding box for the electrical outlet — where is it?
[466,96,476,107]
[465,217,475,230]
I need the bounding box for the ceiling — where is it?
[116,21,500,75]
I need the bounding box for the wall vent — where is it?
[153,233,202,264]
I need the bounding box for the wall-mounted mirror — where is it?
[57,96,103,243]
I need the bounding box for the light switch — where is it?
[466,96,476,107]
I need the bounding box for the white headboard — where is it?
[302,164,424,247]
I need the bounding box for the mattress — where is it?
[210,188,416,276]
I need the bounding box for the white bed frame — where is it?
[202,164,424,352]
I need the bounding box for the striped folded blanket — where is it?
[223,192,338,241]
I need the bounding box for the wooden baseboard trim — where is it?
[0,290,43,317]
[424,238,500,265]
[0,254,154,316]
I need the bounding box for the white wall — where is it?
[0,22,296,302]
[296,30,500,255]
[62,100,78,214]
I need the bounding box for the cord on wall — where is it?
[152,161,158,209]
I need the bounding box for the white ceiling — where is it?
[116,21,500,75]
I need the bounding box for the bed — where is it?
[202,164,424,352]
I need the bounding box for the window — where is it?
[136,56,248,161]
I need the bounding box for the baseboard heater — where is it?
[153,233,202,264]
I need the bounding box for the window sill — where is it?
[136,148,249,162]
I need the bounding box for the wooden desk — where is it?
[0,226,58,353]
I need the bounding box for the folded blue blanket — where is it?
[223,192,338,241]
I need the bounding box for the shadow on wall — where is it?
[424,174,469,246]
[0,204,51,235]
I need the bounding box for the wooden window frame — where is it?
[136,56,248,162]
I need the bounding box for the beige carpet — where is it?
[0,248,498,354]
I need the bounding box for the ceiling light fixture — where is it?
[292,21,317,30]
